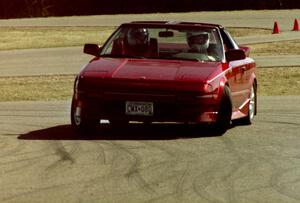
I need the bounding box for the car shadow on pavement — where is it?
[18,123,230,141]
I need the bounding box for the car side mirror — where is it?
[83,44,102,56]
[226,49,246,62]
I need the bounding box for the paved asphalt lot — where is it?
[0,96,299,202]
[1,10,300,202]
[0,47,90,76]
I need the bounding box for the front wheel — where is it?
[71,98,98,132]
[215,85,232,133]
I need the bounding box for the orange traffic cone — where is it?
[293,18,299,31]
[272,21,280,34]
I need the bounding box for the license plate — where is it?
[125,101,153,116]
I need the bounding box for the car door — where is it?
[221,29,249,111]
[228,59,250,110]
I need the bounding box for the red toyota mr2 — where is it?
[71,21,257,132]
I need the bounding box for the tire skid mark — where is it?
[141,141,205,201]
[47,141,122,202]
[247,148,300,202]
[82,140,155,197]
[76,141,161,199]
[220,137,250,197]
[192,162,221,203]
[260,120,300,126]
[0,141,58,177]
[270,166,300,201]
[145,140,234,194]
[0,173,108,202]
[191,137,249,203]
[0,147,57,166]
[0,152,52,166]
[110,141,156,194]
[74,142,111,200]
[227,144,298,201]
[140,141,184,185]
[54,142,77,163]
[2,159,42,175]
[1,96,300,202]
[0,141,25,158]
[45,141,78,170]
[5,141,123,202]
[217,154,271,197]
[77,174,146,202]
[174,161,190,201]
[145,191,186,203]
[94,141,108,165]
[259,110,300,115]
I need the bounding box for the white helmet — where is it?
[187,31,209,52]
[127,28,149,47]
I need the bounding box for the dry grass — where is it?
[0,67,299,101]
[0,75,75,102]
[257,67,300,96]
[227,27,270,37]
[0,26,115,50]
[1,26,298,56]
[0,26,274,51]
[251,40,300,56]
[227,28,300,56]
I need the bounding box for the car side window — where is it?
[220,29,239,50]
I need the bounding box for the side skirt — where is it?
[231,98,249,120]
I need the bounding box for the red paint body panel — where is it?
[83,58,220,82]
[73,21,257,124]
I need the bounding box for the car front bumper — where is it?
[74,91,220,123]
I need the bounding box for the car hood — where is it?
[82,58,222,82]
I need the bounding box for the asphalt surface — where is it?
[1,11,300,202]
[0,96,300,202]
[0,47,90,76]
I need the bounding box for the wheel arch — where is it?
[216,77,231,103]
[249,72,257,115]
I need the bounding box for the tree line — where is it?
[0,0,299,19]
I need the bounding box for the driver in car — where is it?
[175,31,216,61]
[126,28,150,57]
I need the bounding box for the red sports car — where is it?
[71,21,257,132]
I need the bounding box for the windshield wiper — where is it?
[166,56,199,62]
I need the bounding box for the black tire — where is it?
[71,97,98,132]
[237,83,257,125]
[215,85,232,133]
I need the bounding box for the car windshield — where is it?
[100,25,224,62]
